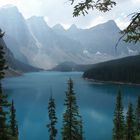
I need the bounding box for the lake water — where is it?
[2,71,140,140]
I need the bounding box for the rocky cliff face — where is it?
[0,6,38,66]
[0,35,40,76]
[0,5,139,69]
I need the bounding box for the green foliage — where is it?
[135,96,140,136]
[10,136,18,140]
[0,29,7,80]
[0,29,18,140]
[62,78,83,140]
[122,13,140,44]
[47,95,57,140]
[0,29,9,140]
[112,90,124,140]
[112,93,140,140]
[9,100,18,137]
[70,0,140,44]
[136,135,140,140]
[0,82,10,140]
[125,103,136,140]
[78,116,84,140]
[83,55,140,84]
[72,0,116,17]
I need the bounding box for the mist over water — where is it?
[2,72,140,140]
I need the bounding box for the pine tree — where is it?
[47,95,57,140]
[0,29,7,80]
[62,78,83,140]
[0,83,10,140]
[0,29,10,140]
[78,116,84,140]
[112,90,125,140]
[135,96,140,136]
[125,103,136,140]
[9,100,18,138]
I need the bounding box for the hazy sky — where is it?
[0,0,140,29]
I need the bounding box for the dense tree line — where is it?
[83,55,140,84]
[0,29,18,140]
[113,91,140,140]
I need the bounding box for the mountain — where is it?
[0,6,91,69]
[65,20,139,55]
[27,16,89,68]
[53,20,140,64]
[0,34,41,76]
[67,24,80,33]
[83,55,140,84]
[51,61,93,72]
[0,5,139,69]
[52,24,66,35]
[0,5,39,66]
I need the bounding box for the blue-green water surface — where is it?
[2,72,140,140]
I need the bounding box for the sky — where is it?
[0,0,140,29]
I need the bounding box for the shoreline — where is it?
[4,69,23,78]
[83,77,140,86]
[4,70,140,86]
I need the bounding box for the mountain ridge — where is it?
[0,5,139,69]
[0,36,41,76]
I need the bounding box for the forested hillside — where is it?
[83,55,140,84]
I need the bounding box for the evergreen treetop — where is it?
[0,29,7,80]
[136,96,140,136]
[125,103,136,140]
[47,94,57,140]
[62,78,83,140]
[0,29,10,140]
[10,100,18,137]
[0,82,10,140]
[113,90,124,140]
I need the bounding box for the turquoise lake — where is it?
[2,71,140,140]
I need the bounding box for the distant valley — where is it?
[51,61,93,72]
